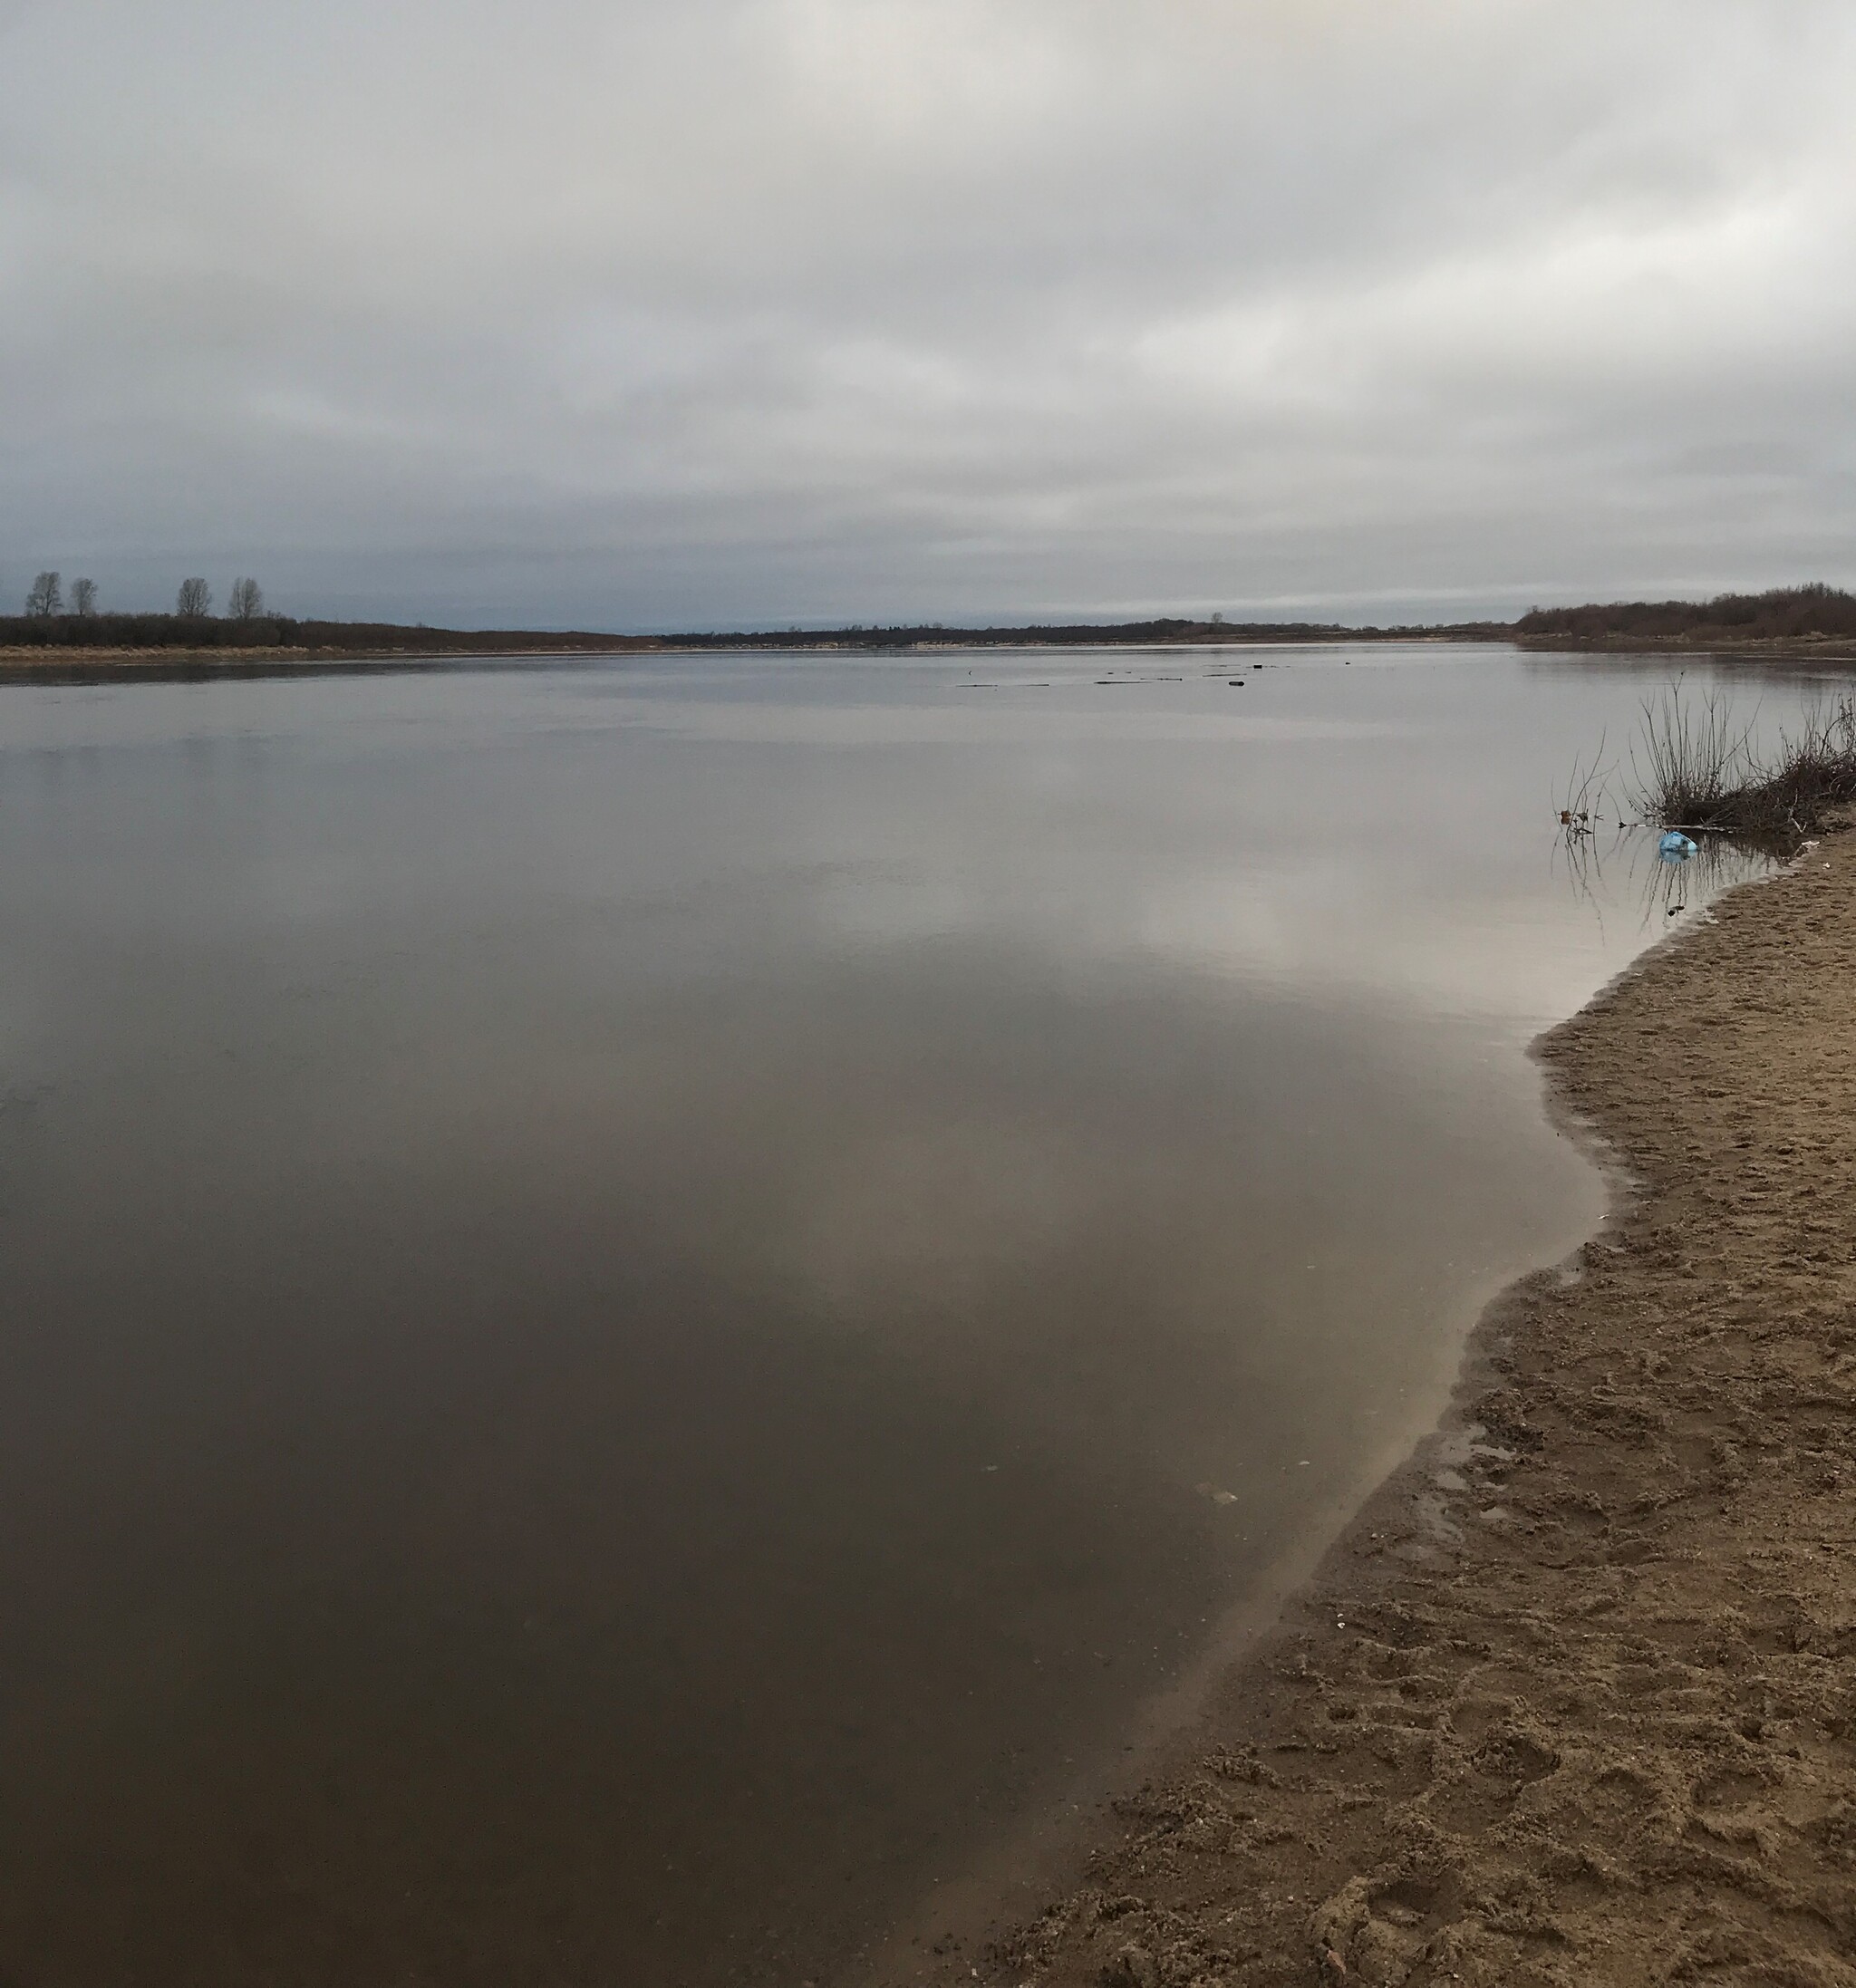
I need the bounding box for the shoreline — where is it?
[3,632,1853,680]
[0,644,654,677]
[894,825,1856,1987]
[850,1196,1606,1988]
[4,633,1854,678]
[1516,635,1856,664]
[0,637,1465,676]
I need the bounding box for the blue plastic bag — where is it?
[1658,830,1698,858]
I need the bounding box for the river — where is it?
[0,643,1803,1984]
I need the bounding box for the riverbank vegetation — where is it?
[652,615,1509,649]
[1630,682,1856,835]
[0,611,1506,660]
[0,611,656,656]
[7,570,665,656]
[7,578,1855,661]
[1519,582,1856,648]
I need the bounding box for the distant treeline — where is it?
[0,613,652,654]
[8,586,1854,660]
[284,622,651,653]
[1516,584,1856,645]
[0,612,1503,654]
[657,616,1503,649]
[664,617,1246,649]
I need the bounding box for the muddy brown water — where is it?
[0,646,1812,1984]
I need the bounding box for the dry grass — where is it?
[1629,682,1856,836]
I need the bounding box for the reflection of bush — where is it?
[1556,818,1778,934]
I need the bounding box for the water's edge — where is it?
[850,868,1779,1985]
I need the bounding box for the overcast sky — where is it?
[2,0,1852,629]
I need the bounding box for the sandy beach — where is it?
[898,823,1856,1988]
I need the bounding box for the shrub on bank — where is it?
[0,611,299,649]
[1633,685,1856,835]
[1521,584,1856,645]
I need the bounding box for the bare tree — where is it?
[176,577,213,618]
[227,577,265,622]
[25,571,63,617]
[70,577,99,616]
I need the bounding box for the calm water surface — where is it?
[0,646,1803,1984]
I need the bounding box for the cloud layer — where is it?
[3,0,1852,626]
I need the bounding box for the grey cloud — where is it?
[3,0,1853,627]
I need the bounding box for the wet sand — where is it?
[899,823,1856,1988]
